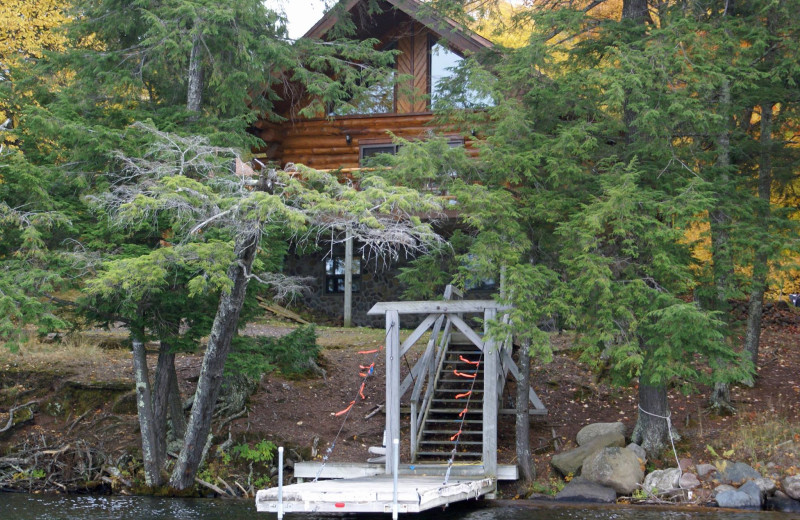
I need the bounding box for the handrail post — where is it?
[277,446,284,520]
[392,438,400,520]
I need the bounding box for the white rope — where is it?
[637,404,684,490]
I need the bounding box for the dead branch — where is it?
[0,401,38,433]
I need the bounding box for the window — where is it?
[359,142,399,166]
[329,42,397,116]
[325,256,361,294]
[429,42,492,109]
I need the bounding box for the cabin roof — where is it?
[304,0,493,55]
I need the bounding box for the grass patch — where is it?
[712,408,800,467]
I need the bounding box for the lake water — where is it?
[0,494,797,520]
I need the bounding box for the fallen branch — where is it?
[0,401,38,433]
[195,476,230,497]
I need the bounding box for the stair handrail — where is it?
[410,285,460,461]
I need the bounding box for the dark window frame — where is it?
[324,256,362,294]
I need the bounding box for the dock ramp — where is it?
[255,475,495,515]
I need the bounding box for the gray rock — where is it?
[740,480,765,504]
[696,463,717,478]
[783,475,800,500]
[766,494,800,513]
[626,443,646,462]
[581,446,644,495]
[551,432,625,476]
[714,484,736,496]
[678,458,694,472]
[576,422,627,446]
[716,461,761,485]
[555,476,617,503]
[679,472,701,490]
[715,488,761,510]
[753,477,777,497]
[642,468,681,494]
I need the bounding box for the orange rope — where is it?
[450,429,462,441]
[453,369,476,379]
[357,346,384,354]
[455,391,471,399]
[458,407,469,417]
[359,382,366,400]
[335,400,355,416]
[459,356,480,366]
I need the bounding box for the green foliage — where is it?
[232,440,277,464]
[228,325,319,379]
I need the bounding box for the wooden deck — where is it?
[255,475,495,515]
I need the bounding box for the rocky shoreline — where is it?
[542,421,800,513]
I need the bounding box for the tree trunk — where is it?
[187,22,203,115]
[169,367,186,441]
[152,342,176,472]
[132,337,163,486]
[169,231,260,490]
[744,109,774,368]
[708,78,736,412]
[631,382,670,458]
[516,340,534,484]
[622,0,649,23]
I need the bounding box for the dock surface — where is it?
[255,475,495,514]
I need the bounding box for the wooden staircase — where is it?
[414,334,485,462]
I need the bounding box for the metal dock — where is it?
[255,474,495,515]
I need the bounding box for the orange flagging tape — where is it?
[450,430,462,441]
[455,391,472,399]
[359,382,366,400]
[357,346,384,354]
[459,356,480,366]
[453,370,476,379]
[335,400,355,416]
[459,407,469,417]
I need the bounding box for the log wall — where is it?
[255,112,477,171]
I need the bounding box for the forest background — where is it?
[1,0,799,494]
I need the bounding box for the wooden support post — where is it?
[385,310,401,475]
[482,308,498,478]
[343,227,353,328]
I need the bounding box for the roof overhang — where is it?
[303,0,493,55]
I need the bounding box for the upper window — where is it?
[429,42,492,109]
[330,42,397,117]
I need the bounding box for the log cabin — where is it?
[252,0,495,325]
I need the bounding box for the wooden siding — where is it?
[396,22,430,114]
[255,112,476,171]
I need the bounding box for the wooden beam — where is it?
[482,307,498,478]
[343,227,353,327]
[385,310,401,475]
[399,313,439,356]
[367,300,507,315]
[449,314,485,351]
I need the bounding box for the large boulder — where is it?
[716,461,761,485]
[581,446,644,495]
[753,477,777,497]
[767,491,800,513]
[576,422,627,446]
[783,475,800,500]
[551,432,625,476]
[642,468,681,495]
[696,463,717,478]
[626,443,646,463]
[715,480,764,510]
[555,476,617,503]
[679,472,701,490]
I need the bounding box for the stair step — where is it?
[425,418,482,424]
[422,429,482,435]
[415,451,482,457]
[420,440,482,446]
